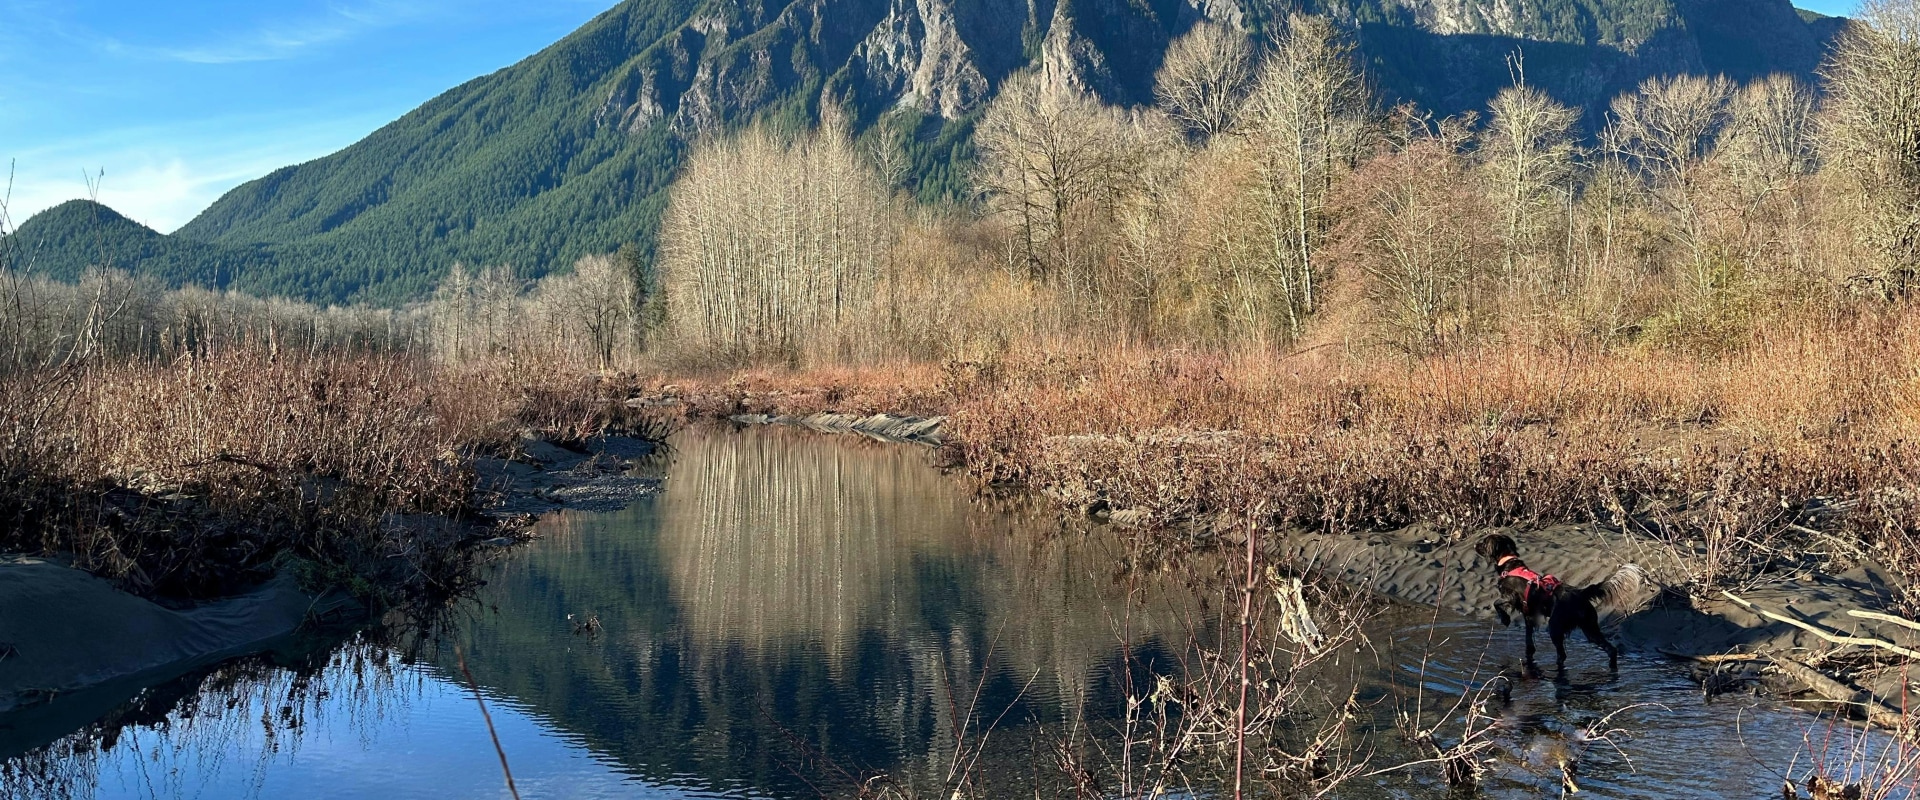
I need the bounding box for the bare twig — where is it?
[456,648,522,800]
[1850,609,1920,634]
[1723,592,1920,660]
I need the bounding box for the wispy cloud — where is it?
[95,1,440,64]
[4,108,397,233]
[133,28,357,65]
[0,0,613,232]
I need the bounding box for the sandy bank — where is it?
[1260,520,1920,727]
[1268,522,1915,656]
[0,433,662,720]
[0,562,356,715]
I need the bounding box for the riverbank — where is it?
[0,348,673,717]
[1,351,673,597]
[5,423,1909,799]
[0,426,663,717]
[649,342,1920,733]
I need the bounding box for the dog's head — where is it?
[1475,533,1519,565]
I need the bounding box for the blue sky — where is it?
[0,0,612,233]
[1,0,1859,235]
[1796,0,1859,18]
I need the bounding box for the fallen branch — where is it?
[1769,657,1911,733]
[1721,591,1920,660]
[1661,650,1765,664]
[1848,608,1920,634]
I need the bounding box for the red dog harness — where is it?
[1497,555,1561,614]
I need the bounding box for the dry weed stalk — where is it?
[924,331,1920,602]
[652,319,1920,608]
[0,346,664,601]
[1784,705,1920,799]
[1090,565,1379,798]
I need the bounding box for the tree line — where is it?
[0,243,652,375]
[655,3,1920,362]
[8,3,1913,372]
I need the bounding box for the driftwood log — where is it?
[1848,609,1920,634]
[1768,657,1911,732]
[1655,593,1920,735]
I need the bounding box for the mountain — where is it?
[11,200,276,292]
[11,0,1847,306]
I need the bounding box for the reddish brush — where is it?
[0,349,663,600]
[655,307,1920,609]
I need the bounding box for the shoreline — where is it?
[720,404,1920,732]
[724,411,947,446]
[0,431,663,720]
[13,398,1913,742]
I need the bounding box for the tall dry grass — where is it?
[0,347,659,600]
[651,302,1920,606]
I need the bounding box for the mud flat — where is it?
[1268,523,1909,651]
[472,432,664,517]
[0,562,355,719]
[1265,521,1919,729]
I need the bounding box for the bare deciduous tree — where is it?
[1821,0,1920,294]
[974,71,1146,282]
[660,122,901,363]
[536,254,636,371]
[1237,14,1373,339]
[1481,82,1581,285]
[1606,74,1735,265]
[1333,117,1497,354]
[1721,74,1817,191]
[1703,74,1820,280]
[1155,22,1256,144]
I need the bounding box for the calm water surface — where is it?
[0,426,1906,799]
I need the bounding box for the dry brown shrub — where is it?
[907,322,1920,600]
[0,348,662,599]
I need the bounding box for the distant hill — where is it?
[12,0,1849,306]
[12,200,276,292]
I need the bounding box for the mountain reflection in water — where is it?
[1,425,1200,799]
[2,425,1904,799]
[457,425,1201,797]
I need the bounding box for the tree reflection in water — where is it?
[3,426,1207,800]
[4,426,1883,799]
[1,637,423,800]
[457,425,1204,796]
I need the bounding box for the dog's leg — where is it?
[1580,616,1619,671]
[1523,614,1538,665]
[1551,619,1570,668]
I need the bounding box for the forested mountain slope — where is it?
[13,200,276,292]
[13,0,1846,305]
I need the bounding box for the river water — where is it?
[0,426,1907,799]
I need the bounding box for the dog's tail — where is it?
[1581,564,1654,614]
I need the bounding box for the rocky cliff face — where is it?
[593,0,1209,132]
[851,0,1026,118]
[592,0,1839,132]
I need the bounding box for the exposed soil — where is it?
[726,412,947,445]
[1273,520,1920,731]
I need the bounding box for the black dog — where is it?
[1475,533,1647,671]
